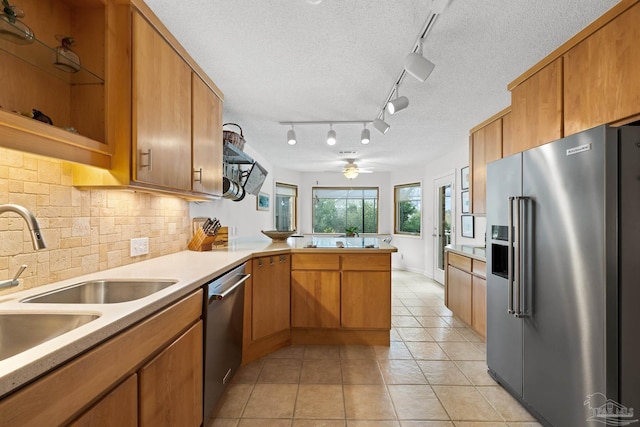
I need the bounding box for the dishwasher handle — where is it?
[210,274,250,301]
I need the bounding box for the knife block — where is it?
[188,228,217,251]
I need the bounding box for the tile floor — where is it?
[207,270,541,427]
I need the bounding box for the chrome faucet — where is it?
[0,204,46,290]
[0,204,46,250]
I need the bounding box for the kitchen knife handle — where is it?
[140,148,152,171]
[507,196,515,315]
[193,168,203,183]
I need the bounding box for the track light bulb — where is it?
[387,96,409,115]
[387,84,409,115]
[404,38,435,83]
[373,114,390,135]
[287,126,297,145]
[360,126,370,145]
[327,125,336,146]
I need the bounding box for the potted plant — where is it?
[345,226,359,237]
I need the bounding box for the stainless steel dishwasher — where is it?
[203,262,250,421]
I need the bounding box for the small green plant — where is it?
[345,226,359,237]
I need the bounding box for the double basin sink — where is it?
[1,279,177,361]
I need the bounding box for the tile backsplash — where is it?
[0,148,191,295]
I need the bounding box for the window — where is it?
[312,187,378,234]
[275,182,297,231]
[395,183,421,235]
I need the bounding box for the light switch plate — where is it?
[130,237,149,257]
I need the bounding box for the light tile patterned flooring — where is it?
[207,270,541,427]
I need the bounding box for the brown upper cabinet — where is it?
[0,0,110,168]
[0,0,224,200]
[469,108,508,215]
[507,0,640,146]
[564,2,640,135]
[509,58,563,153]
[73,1,224,200]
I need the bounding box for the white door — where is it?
[433,172,455,284]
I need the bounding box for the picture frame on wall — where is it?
[461,191,470,214]
[461,215,474,238]
[256,192,270,211]
[461,166,469,190]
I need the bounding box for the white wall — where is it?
[190,145,284,238]
[391,143,485,278]
[192,141,484,278]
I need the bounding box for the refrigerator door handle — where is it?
[507,196,515,315]
[514,196,529,318]
[514,196,522,317]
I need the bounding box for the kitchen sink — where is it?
[0,313,99,361]
[21,279,178,304]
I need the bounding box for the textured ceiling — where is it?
[145,0,618,173]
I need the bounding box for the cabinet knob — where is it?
[139,148,152,171]
[258,258,263,268]
[193,168,203,183]
[270,257,275,266]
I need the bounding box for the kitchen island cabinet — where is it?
[445,246,486,339]
[0,290,203,427]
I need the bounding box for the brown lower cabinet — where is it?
[445,252,487,339]
[0,290,203,427]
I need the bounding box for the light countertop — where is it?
[445,244,486,262]
[0,236,396,397]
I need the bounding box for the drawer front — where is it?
[291,254,340,270]
[448,252,471,272]
[472,260,486,278]
[341,253,390,271]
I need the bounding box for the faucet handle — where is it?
[12,265,27,282]
[0,265,27,289]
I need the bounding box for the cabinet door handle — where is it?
[193,168,203,183]
[258,258,263,268]
[270,257,275,266]
[140,148,152,171]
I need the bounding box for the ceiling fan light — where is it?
[360,127,370,145]
[327,127,336,146]
[387,95,409,114]
[287,128,297,145]
[372,118,390,135]
[344,167,359,179]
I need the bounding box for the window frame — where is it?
[311,186,379,234]
[394,182,422,236]
[274,182,298,231]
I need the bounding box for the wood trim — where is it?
[241,329,291,365]
[508,0,639,91]
[0,290,202,427]
[611,113,640,127]
[469,106,512,134]
[291,328,390,346]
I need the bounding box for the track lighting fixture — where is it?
[326,124,336,146]
[287,125,297,145]
[387,84,409,115]
[360,124,370,145]
[404,38,435,83]
[372,112,390,135]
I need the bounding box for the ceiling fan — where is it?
[342,159,372,179]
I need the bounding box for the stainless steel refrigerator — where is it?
[486,124,640,427]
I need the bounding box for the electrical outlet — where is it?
[130,237,149,257]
